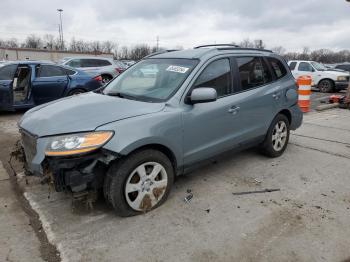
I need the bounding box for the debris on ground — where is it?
[184,192,193,203]
[232,188,280,196]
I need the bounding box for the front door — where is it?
[183,58,241,166]
[0,64,17,108]
[31,64,69,105]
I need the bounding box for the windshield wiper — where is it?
[106,92,140,101]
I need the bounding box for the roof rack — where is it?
[143,49,179,59]
[217,47,273,53]
[194,44,240,49]
[194,44,273,53]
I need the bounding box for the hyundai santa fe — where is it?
[19,44,303,216]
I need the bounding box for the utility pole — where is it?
[156,36,159,51]
[57,9,64,50]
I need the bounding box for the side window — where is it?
[64,68,76,75]
[67,59,81,68]
[38,65,66,77]
[298,62,313,72]
[98,59,112,66]
[237,57,272,91]
[0,64,17,80]
[194,58,232,97]
[268,58,287,79]
[289,62,297,71]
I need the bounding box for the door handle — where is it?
[228,106,240,114]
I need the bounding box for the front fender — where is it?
[96,110,183,167]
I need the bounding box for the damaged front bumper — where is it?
[45,150,117,192]
[20,129,118,192]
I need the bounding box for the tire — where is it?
[260,114,290,158]
[68,88,85,96]
[318,79,334,93]
[101,75,112,85]
[104,149,174,217]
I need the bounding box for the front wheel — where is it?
[318,79,334,93]
[260,114,290,158]
[104,149,174,217]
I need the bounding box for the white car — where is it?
[288,60,350,93]
[59,57,124,84]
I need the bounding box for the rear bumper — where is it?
[335,81,349,90]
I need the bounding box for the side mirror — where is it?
[190,87,217,104]
[311,68,316,72]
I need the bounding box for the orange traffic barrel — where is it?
[297,76,312,113]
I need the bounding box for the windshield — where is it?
[311,62,327,71]
[103,58,198,102]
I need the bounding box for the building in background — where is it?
[0,47,113,62]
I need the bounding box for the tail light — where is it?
[295,79,299,89]
[93,75,102,82]
[115,68,122,73]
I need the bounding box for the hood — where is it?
[323,70,349,77]
[19,92,165,137]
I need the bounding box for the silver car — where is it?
[19,45,303,217]
[59,57,123,84]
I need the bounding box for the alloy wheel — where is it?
[272,121,288,151]
[125,162,168,211]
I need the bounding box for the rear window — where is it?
[0,64,17,80]
[236,57,272,91]
[289,62,297,71]
[38,65,66,77]
[268,58,287,79]
[80,59,111,67]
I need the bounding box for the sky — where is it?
[1,0,350,52]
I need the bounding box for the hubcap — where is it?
[272,121,287,151]
[125,162,168,211]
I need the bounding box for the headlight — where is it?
[45,131,114,156]
[337,76,347,81]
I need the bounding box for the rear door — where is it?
[227,56,280,143]
[31,65,69,104]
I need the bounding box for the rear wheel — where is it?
[260,114,290,158]
[68,88,85,96]
[318,79,334,93]
[104,149,174,217]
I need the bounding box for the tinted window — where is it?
[268,58,287,79]
[336,65,350,71]
[289,62,297,71]
[298,62,313,72]
[80,59,111,67]
[237,57,272,90]
[64,68,76,75]
[98,59,112,66]
[38,65,66,77]
[0,64,17,80]
[66,59,81,68]
[194,59,232,97]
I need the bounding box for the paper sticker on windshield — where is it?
[166,65,189,74]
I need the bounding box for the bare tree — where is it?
[23,34,43,49]
[271,46,286,55]
[240,38,254,48]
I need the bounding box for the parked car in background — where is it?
[114,60,128,73]
[0,61,102,111]
[335,63,350,73]
[121,60,136,67]
[288,60,350,92]
[59,57,121,84]
[19,45,302,216]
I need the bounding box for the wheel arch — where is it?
[277,109,292,125]
[121,143,178,174]
[317,78,335,86]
